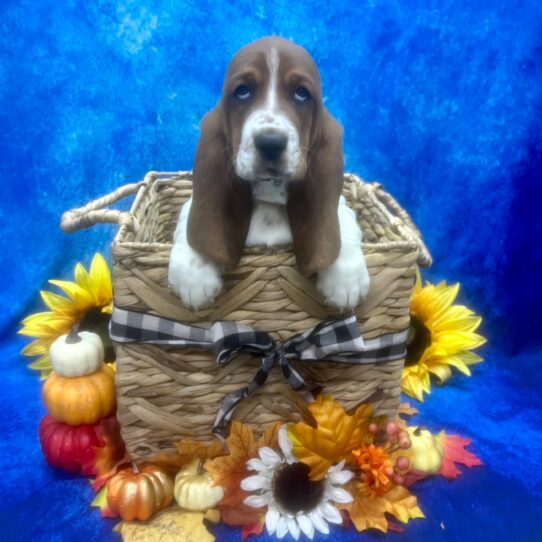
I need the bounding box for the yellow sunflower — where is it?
[402,272,486,401]
[19,253,113,379]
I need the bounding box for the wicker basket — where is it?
[61,171,431,461]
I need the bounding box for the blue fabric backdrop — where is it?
[1,0,541,540]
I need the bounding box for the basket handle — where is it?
[60,181,145,233]
[370,182,432,267]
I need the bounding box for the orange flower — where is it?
[352,445,393,496]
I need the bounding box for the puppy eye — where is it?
[234,84,251,101]
[293,86,310,103]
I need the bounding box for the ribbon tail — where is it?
[278,354,323,399]
[212,353,275,438]
[212,383,258,439]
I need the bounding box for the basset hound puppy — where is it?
[169,36,370,310]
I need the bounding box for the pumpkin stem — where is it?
[132,462,140,474]
[65,325,82,344]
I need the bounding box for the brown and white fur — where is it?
[169,36,370,310]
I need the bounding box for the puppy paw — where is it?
[168,244,223,310]
[316,252,370,310]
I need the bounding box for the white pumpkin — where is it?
[407,426,444,474]
[49,329,105,377]
[174,459,224,511]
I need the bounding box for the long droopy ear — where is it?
[187,105,253,269]
[287,110,344,276]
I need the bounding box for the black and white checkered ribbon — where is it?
[110,306,408,437]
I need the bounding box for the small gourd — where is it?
[407,426,444,474]
[42,364,116,425]
[49,328,104,377]
[174,459,224,511]
[107,463,174,521]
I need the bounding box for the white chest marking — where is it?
[245,201,293,247]
[251,179,288,204]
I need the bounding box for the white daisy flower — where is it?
[241,426,354,540]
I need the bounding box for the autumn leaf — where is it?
[81,415,126,479]
[341,482,424,533]
[398,402,419,418]
[241,519,265,540]
[224,421,258,459]
[119,508,214,542]
[150,439,226,475]
[177,439,226,461]
[257,422,281,449]
[203,422,281,524]
[437,433,483,479]
[340,482,389,532]
[203,509,221,524]
[204,422,261,510]
[387,520,406,533]
[90,485,116,518]
[288,396,374,480]
[219,503,262,527]
[90,418,130,491]
[205,455,248,508]
[92,453,131,492]
[385,486,425,524]
[147,451,189,475]
[91,448,130,491]
[402,470,429,488]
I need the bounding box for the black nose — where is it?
[254,132,288,161]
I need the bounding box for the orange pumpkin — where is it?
[107,464,174,521]
[42,364,116,425]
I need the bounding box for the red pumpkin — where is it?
[38,414,123,475]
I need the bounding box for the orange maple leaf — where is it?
[206,454,251,508]
[437,433,483,479]
[340,482,424,533]
[83,416,129,490]
[288,396,374,480]
[92,449,130,491]
[79,415,125,478]
[219,503,263,528]
[90,418,130,491]
[147,451,190,475]
[177,438,227,461]
[257,421,281,449]
[225,421,258,461]
[150,439,226,475]
[241,518,265,540]
[90,485,117,518]
[204,421,279,515]
[398,402,419,418]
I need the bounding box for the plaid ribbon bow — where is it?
[110,307,408,437]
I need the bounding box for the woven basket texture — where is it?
[62,171,431,461]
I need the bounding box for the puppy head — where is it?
[188,37,344,275]
[222,36,323,183]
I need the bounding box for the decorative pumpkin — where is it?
[38,414,122,475]
[49,328,104,377]
[107,464,174,521]
[407,426,445,474]
[42,364,116,425]
[174,459,224,511]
